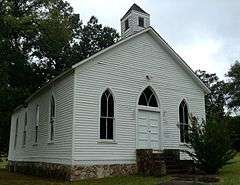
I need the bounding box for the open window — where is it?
[100,89,114,140]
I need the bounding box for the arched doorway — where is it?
[137,86,160,150]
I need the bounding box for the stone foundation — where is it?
[8,161,137,181]
[136,149,166,176]
[71,163,137,181]
[8,161,71,180]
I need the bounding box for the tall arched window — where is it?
[22,112,27,146]
[14,117,19,149]
[100,89,114,140]
[138,86,158,107]
[35,105,40,143]
[179,100,189,143]
[49,96,55,141]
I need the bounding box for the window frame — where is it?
[125,19,129,31]
[179,100,189,144]
[49,95,55,143]
[138,17,144,27]
[99,88,116,142]
[35,105,40,144]
[14,117,19,150]
[138,86,158,107]
[22,112,27,147]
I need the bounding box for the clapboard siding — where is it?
[73,32,206,164]
[8,73,74,165]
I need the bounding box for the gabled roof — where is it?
[121,3,149,21]
[14,26,210,112]
[73,27,211,94]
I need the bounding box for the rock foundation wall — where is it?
[8,161,137,181]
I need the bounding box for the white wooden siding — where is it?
[121,11,150,38]
[8,73,74,165]
[73,32,206,165]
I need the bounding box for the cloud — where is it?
[66,0,240,79]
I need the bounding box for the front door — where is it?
[137,109,160,149]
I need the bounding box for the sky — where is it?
[67,0,240,79]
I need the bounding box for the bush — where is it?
[184,117,236,174]
[225,116,240,151]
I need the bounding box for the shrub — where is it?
[225,116,240,151]
[184,117,236,174]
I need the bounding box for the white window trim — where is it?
[48,95,56,144]
[178,100,189,144]
[14,117,19,150]
[22,112,27,147]
[98,88,116,143]
[34,105,40,145]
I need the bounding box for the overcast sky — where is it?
[67,0,240,79]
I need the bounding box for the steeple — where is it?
[121,4,150,38]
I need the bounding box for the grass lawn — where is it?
[218,153,240,185]
[0,154,239,185]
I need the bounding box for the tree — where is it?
[195,70,226,121]
[226,61,240,113]
[0,0,119,154]
[225,116,240,151]
[185,117,235,174]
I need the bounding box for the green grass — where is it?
[0,155,239,185]
[218,153,240,185]
[0,158,7,169]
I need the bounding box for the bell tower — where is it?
[121,4,150,38]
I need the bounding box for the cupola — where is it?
[121,4,150,38]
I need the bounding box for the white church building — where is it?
[8,4,210,180]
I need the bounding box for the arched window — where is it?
[35,105,40,143]
[14,117,19,149]
[179,100,189,143]
[100,89,114,140]
[49,96,55,141]
[22,112,27,146]
[138,86,158,107]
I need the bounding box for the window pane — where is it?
[108,94,114,117]
[149,94,158,107]
[138,94,147,106]
[35,126,38,143]
[100,118,106,139]
[24,112,27,126]
[36,105,40,125]
[139,17,144,27]
[184,125,189,143]
[179,105,184,123]
[50,121,54,141]
[107,118,113,139]
[144,87,152,100]
[184,105,188,124]
[125,19,129,30]
[180,125,184,143]
[101,94,107,116]
[51,96,55,117]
